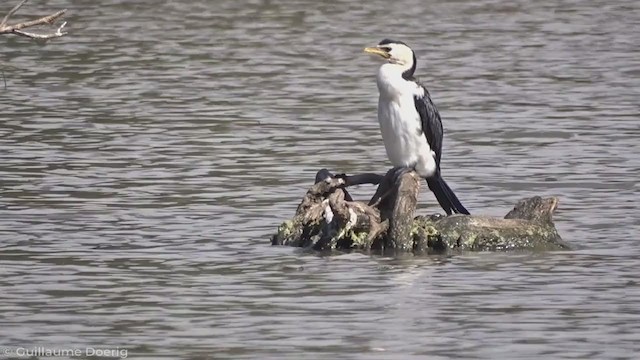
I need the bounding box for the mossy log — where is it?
[271,168,570,254]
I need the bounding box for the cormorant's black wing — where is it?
[414,85,444,167]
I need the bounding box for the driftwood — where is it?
[0,0,67,39]
[271,168,569,254]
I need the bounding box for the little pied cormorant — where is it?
[364,39,470,215]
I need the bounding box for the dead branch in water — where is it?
[272,167,568,254]
[0,0,67,39]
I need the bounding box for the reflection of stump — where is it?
[271,168,569,254]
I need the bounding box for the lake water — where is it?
[1,0,639,359]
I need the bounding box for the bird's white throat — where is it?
[376,63,418,98]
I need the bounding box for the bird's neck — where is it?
[377,63,416,98]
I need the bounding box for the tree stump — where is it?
[271,168,569,254]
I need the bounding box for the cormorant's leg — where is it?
[369,166,412,207]
[391,166,413,184]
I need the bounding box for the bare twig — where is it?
[14,20,66,39]
[0,0,67,39]
[0,0,27,28]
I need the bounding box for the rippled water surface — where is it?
[1,0,639,358]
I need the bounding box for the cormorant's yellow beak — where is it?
[364,46,390,59]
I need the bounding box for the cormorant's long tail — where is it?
[426,175,470,215]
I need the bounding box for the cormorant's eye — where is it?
[381,47,392,52]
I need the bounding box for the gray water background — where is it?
[1,0,639,358]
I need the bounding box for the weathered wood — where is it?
[373,168,421,251]
[271,172,346,248]
[271,168,569,254]
[272,169,388,250]
[422,196,568,251]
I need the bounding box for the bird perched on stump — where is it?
[364,39,470,215]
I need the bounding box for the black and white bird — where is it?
[364,39,470,215]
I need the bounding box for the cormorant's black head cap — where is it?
[378,39,409,47]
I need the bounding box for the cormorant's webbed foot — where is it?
[313,170,353,201]
[315,169,334,184]
[333,173,349,183]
